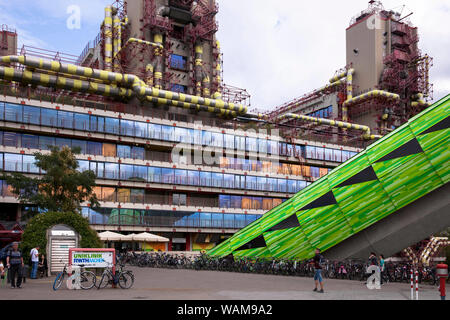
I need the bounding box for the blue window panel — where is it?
[235,136,246,150]
[324,148,333,161]
[202,131,211,146]
[149,123,162,140]
[243,159,251,171]
[78,160,89,172]
[4,153,22,172]
[97,163,105,178]
[170,54,187,70]
[74,113,90,131]
[297,180,307,192]
[268,140,279,155]
[22,155,39,174]
[257,177,267,191]
[334,149,342,162]
[316,147,325,160]
[235,214,247,229]
[90,116,101,132]
[231,196,242,209]
[246,137,258,153]
[23,106,40,125]
[72,140,87,154]
[306,146,316,159]
[0,102,4,120]
[174,127,188,143]
[246,176,257,190]
[210,132,223,148]
[175,169,187,185]
[342,151,351,162]
[267,178,278,192]
[87,141,102,156]
[162,168,174,184]
[22,134,39,149]
[211,173,223,188]
[311,166,320,178]
[55,138,71,150]
[0,153,2,171]
[5,103,22,122]
[278,179,287,193]
[57,111,73,129]
[219,195,231,208]
[148,167,162,183]
[120,164,134,180]
[234,175,241,189]
[105,163,119,179]
[161,125,174,142]
[258,139,268,154]
[133,165,147,182]
[39,136,55,150]
[288,180,297,193]
[200,171,211,187]
[120,119,135,137]
[41,108,57,127]
[3,132,20,148]
[223,174,234,189]
[224,134,234,150]
[211,213,224,228]
[131,147,145,160]
[170,84,187,93]
[105,118,120,135]
[135,121,148,139]
[187,170,200,186]
[223,214,235,229]
[117,145,131,159]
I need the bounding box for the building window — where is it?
[170,54,187,71]
[170,84,187,93]
[173,193,187,206]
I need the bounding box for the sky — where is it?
[0,0,449,111]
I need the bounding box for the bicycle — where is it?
[53,262,97,291]
[96,263,134,289]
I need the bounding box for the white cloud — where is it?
[217,0,450,110]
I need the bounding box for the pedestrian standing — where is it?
[312,248,325,293]
[379,254,386,284]
[6,242,24,289]
[30,246,40,279]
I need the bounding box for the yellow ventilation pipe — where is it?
[0,66,133,98]
[113,14,122,72]
[104,6,113,72]
[213,40,222,99]
[329,71,349,84]
[411,93,430,108]
[194,43,204,96]
[343,68,355,121]
[278,113,382,140]
[0,55,248,115]
[153,34,164,90]
[343,90,400,108]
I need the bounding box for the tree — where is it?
[2,146,99,215]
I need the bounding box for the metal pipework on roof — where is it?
[145,96,238,118]
[0,55,248,115]
[343,90,400,108]
[113,14,122,72]
[213,40,222,99]
[411,93,431,108]
[0,66,133,98]
[278,113,382,140]
[153,34,164,90]
[113,38,164,60]
[104,6,113,72]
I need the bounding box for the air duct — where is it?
[113,14,122,72]
[278,113,382,140]
[343,90,400,108]
[104,6,113,71]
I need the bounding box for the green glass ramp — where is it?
[208,94,450,260]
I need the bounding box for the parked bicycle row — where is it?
[120,252,443,285]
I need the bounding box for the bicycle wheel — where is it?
[80,271,96,290]
[53,272,65,291]
[118,272,134,289]
[97,273,111,289]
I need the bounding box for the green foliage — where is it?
[2,146,99,214]
[20,211,102,262]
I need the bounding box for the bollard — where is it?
[436,264,448,300]
[410,269,414,300]
[415,270,419,300]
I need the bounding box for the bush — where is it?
[20,211,102,263]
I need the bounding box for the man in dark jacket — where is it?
[6,242,24,289]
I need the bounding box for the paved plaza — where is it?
[0,267,443,300]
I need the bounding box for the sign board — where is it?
[69,248,116,269]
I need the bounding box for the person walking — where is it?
[379,254,386,285]
[312,248,325,293]
[6,242,24,289]
[30,246,40,279]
